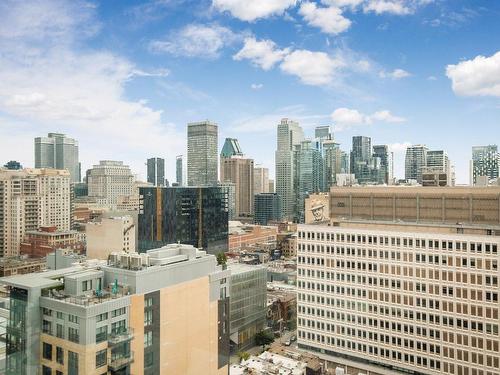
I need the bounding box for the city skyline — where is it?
[0,0,499,184]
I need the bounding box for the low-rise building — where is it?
[267,283,297,332]
[20,226,84,258]
[1,244,230,375]
[0,257,46,277]
[229,222,277,252]
[228,264,267,352]
[46,249,87,270]
[230,351,307,375]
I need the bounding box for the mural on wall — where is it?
[305,194,329,224]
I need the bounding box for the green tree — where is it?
[216,252,227,266]
[237,351,250,362]
[255,330,274,350]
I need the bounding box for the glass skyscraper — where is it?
[147,157,165,186]
[138,186,228,255]
[187,121,218,186]
[175,155,183,186]
[472,145,499,184]
[275,118,304,220]
[34,133,79,182]
[405,144,429,183]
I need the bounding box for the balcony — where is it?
[108,327,134,346]
[108,352,134,371]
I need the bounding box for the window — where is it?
[56,347,64,365]
[42,366,52,375]
[111,307,126,318]
[96,313,108,322]
[96,326,107,343]
[43,342,52,360]
[68,327,79,343]
[111,320,126,335]
[145,352,154,368]
[96,349,107,368]
[144,310,153,326]
[42,320,52,335]
[82,280,92,291]
[56,311,63,320]
[68,351,78,375]
[56,324,64,339]
[144,331,153,347]
[68,314,79,323]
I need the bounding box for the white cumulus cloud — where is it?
[149,24,239,59]
[233,37,289,70]
[331,107,406,130]
[446,51,500,97]
[251,83,264,90]
[299,2,351,35]
[280,50,345,86]
[0,0,183,178]
[212,0,297,21]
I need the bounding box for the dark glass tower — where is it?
[138,186,228,255]
[147,157,165,187]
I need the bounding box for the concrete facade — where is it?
[86,216,135,260]
[1,244,230,375]
[0,168,71,257]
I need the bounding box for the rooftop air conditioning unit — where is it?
[109,252,120,265]
[120,254,130,269]
[130,254,142,270]
[141,253,150,267]
[336,367,345,375]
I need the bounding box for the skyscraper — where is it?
[220,138,243,158]
[422,150,453,186]
[472,145,499,185]
[176,155,183,186]
[138,186,228,255]
[87,160,134,206]
[0,168,71,257]
[276,118,304,220]
[323,140,342,188]
[254,165,269,194]
[220,138,254,217]
[350,136,384,184]
[187,121,218,186]
[34,133,80,182]
[405,144,428,183]
[146,157,165,187]
[373,144,394,185]
[294,140,324,223]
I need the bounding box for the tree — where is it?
[216,252,227,266]
[237,351,250,362]
[255,330,274,350]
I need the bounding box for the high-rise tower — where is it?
[34,133,79,182]
[187,121,218,186]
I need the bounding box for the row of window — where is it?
[298,231,498,254]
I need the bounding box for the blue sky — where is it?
[0,0,499,183]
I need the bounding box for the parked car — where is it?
[290,335,296,342]
[284,340,291,346]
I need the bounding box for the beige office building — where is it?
[0,168,71,257]
[87,161,135,207]
[86,216,136,260]
[254,166,269,194]
[220,157,254,217]
[329,186,500,225]
[297,221,499,375]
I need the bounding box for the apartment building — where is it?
[1,244,230,375]
[0,168,71,257]
[297,221,499,375]
[87,161,135,207]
